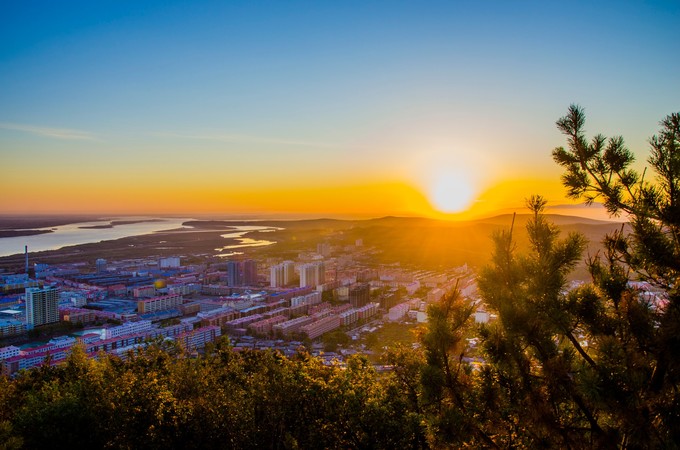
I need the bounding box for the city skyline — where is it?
[1,1,678,219]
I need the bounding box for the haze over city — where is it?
[2,1,678,219]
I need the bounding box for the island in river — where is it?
[78,219,166,229]
[0,229,53,238]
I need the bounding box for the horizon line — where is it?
[0,206,622,223]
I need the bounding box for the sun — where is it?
[429,171,476,213]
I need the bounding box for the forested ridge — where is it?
[2,108,679,449]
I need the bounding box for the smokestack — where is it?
[25,245,29,274]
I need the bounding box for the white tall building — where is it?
[25,287,59,327]
[270,260,296,288]
[299,262,325,288]
[95,258,107,273]
[282,261,295,285]
[270,265,285,288]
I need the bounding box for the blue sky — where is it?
[1,1,678,215]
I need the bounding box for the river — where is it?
[215,226,282,257]
[0,217,192,257]
[0,218,282,258]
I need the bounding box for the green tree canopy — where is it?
[550,106,680,447]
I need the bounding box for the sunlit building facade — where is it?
[300,262,325,288]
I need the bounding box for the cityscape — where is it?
[1,1,679,448]
[0,220,480,377]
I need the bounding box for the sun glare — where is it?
[430,171,476,213]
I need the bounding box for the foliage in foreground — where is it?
[0,342,426,450]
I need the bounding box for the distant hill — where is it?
[472,213,620,227]
[367,213,620,228]
[340,214,626,280]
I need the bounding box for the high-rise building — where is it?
[318,262,326,286]
[282,261,295,285]
[270,260,296,288]
[227,261,242,287]
[95,258,107,274]
[243,260,257,286]
[25,287,59,327]
[270,264,285,288]
[300,264,314,288]
[300,262,325,288]
[349,283,370,308]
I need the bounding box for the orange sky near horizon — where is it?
[1,171,584,220]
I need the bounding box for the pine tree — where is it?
[477,196,602,448]
[551,106,680,447]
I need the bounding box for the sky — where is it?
[1,1,678,219]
